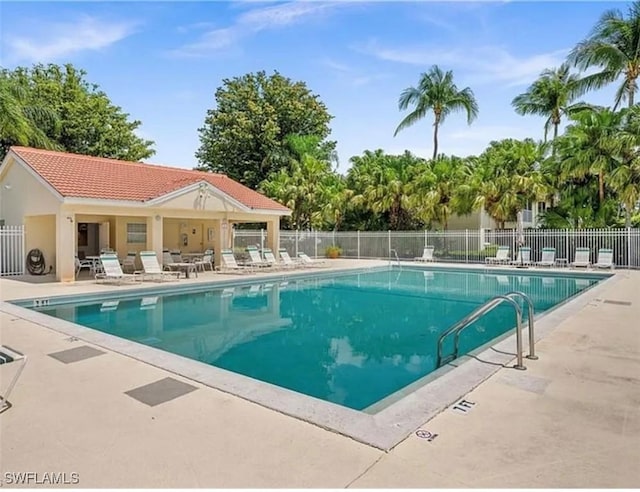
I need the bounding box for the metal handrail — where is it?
[389,248,400,268]
[437,295,526,370]
[505,291,537,360]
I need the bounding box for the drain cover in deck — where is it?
[125,377,197,407]
[48,346,105,364]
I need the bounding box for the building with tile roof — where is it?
[0,147,290,281]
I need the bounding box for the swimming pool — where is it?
[24,266,604,411]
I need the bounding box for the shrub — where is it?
[325,245,342,259]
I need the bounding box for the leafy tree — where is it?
[197,71,334,189]
[569,1,640,109]
[0,73,59,158]
[511,63,589,143]
[2,64,154,161]
[394,65,478,159]
[471,139,549,229]
[260,135,339,230]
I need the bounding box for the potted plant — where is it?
[325,245,342,259]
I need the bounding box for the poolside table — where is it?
[166,262,198,278]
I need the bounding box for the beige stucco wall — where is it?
[0,157,61,225]
[163,218,218,252]
[447,212,481,230]
[24,215,56,272]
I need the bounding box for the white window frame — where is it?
[126,223,147,244]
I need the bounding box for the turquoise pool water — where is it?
[30,267,601,410]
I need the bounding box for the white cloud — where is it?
[169,1,356,58]
[321,57,392,87]
[356,40,569,87]
[5,16,137,63]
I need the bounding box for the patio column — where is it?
[147,214,163,262]
[56,210,76,282]
[266,217,280,258]
[211,219,228,269]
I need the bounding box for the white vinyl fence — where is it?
[0,225,25,276]
[234,228,640,269]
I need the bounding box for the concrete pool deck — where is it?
[1,260,638,487]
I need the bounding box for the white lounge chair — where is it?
[279,249,302,267]
[121,251,137,273]
[75,255,93,277]
[485,246,510,265]
[594,248,615,269]
[510,247,532,266]
[217,249,254,274]
[139,251,181,281]
[570,247,591,269]
[96,254,141,284]
[245,246,272,268]
[0,345,27,413]
[415,246,436,262]
[263,248,291,269]
[536,248,556,267]
[298,252,326,267]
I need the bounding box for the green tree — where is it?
[569,1,640,109]
[394,65,478,159]
[511,63,589,143]
[197,71,334,189]
[2,64,154,161]
[471,139,549,229]
[260,135,339,230]
[0,73,59,158]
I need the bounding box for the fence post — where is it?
[315,230,318,259]
[424,229,427,248]
[357,230,360,259]
[465,229,469,264]
[628,227,632,270]
[566,228,570,263]
[388,230,391,257]
[295,229,299,257]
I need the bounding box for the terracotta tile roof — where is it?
[9,147,290,213]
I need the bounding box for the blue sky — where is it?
[0,1,628,173]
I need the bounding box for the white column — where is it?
[147,214,164,261]
[266,217,280,258]
[56,210,76,282]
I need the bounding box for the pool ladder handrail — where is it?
[389,248,401,268]
[436,291,537,370]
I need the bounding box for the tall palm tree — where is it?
[569,1,640,109]
[511,63,589,143]
[394,65,479,159]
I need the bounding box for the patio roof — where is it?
[5,147,290,213]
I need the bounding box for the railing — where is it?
[0,225,25,276]
[436,292,536,370]
[389,248,400,268]
[234,228,640,268]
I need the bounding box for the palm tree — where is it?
[394,65,479,159]
[556,108,627,205]
[0,73,58,159]
[569,1,640,109]
[511,63,589,143]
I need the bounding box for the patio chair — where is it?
[570,247,591,269]
[0,345,27,413]
[139,251,181,281]
[194,250,214,272]
[414,246,436,262]
[217,249,254,274]
[510,247,532,266]
[594,248,615,269]
[170,250,183,263]
[298,252,327,267]
[535,248,556,267]
[96,254,142,284]
[485,246,510,265]
[121,251,138,273]
[245,246,272,268]
[75,255,93,277]
[279,249,302,267]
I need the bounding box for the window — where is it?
[537,201,547,214]
[127,223,147,244]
